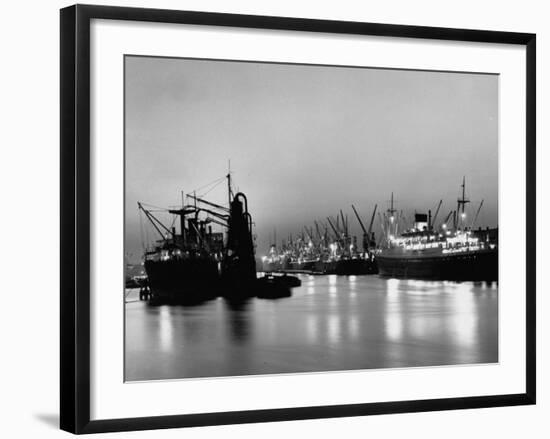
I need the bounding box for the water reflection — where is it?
[449,284,478,347]
[158,306,173,352]
[305,314,318,343]
[348,315,360,339]
[385,278,403,341]
[125,275,498,381]
[224,299,251,343]
[327,314,341,345]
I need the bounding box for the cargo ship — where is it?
[261,205,378,275]
[138,189,227,302]
[138,173,297,302]
[376,178,498,281]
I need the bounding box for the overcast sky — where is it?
[125,56,498,261]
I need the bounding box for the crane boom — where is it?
[431,200,443,228]
[442,210,453,228]
[351,205,368,234]
[187,193,229,212]
[340,210,347,235]
[191,207,229,221]
[205,217,229,228]
[138,202,171,241]
[471,199,484,228]
[367,204,378,236]
[326,217,341,241]
[314,221,323,240]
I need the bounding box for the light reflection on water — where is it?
[125,275,498,381]
[158,306,173,352]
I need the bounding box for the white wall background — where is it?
[0,0,546,437]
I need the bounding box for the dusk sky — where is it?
[125,56,498,262]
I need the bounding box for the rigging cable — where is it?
[199,176,226,198]
[139,206,146,252]
[190,175,227,195]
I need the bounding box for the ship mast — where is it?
[227,160,233,208]
[457,176,470,229]
[388,192,397,221]
[386,192,398,239]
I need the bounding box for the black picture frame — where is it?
[60,4,536,434]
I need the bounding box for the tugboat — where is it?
[376,178,498,281]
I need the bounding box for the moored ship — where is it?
[376,178,498,281]
[376,229,498,280]
[261,205,379,275]
[138,173,298,302]
[139,195,226,302]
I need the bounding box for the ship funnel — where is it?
[414,213,428,231]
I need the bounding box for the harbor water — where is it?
[125,275,498,381]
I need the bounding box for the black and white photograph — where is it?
[1,0,544,436]
[124,55,499,382]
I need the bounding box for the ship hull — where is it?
[376,248,497,281]
[335,258,378,275]
[144,258,220,303]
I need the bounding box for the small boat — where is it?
[256,274,296,299]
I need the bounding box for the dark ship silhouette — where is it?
[138,173,298,303]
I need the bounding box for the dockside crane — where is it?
[314,221,323,245]
[431,200,443,230]
[340,209,348,237]
[326,216,342,245]
[441,210,453,230]
[303,226,314,244]
[351,204,369,253]
[367,204,378,246]
[138,202,173,242]
[471,199,484,229]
